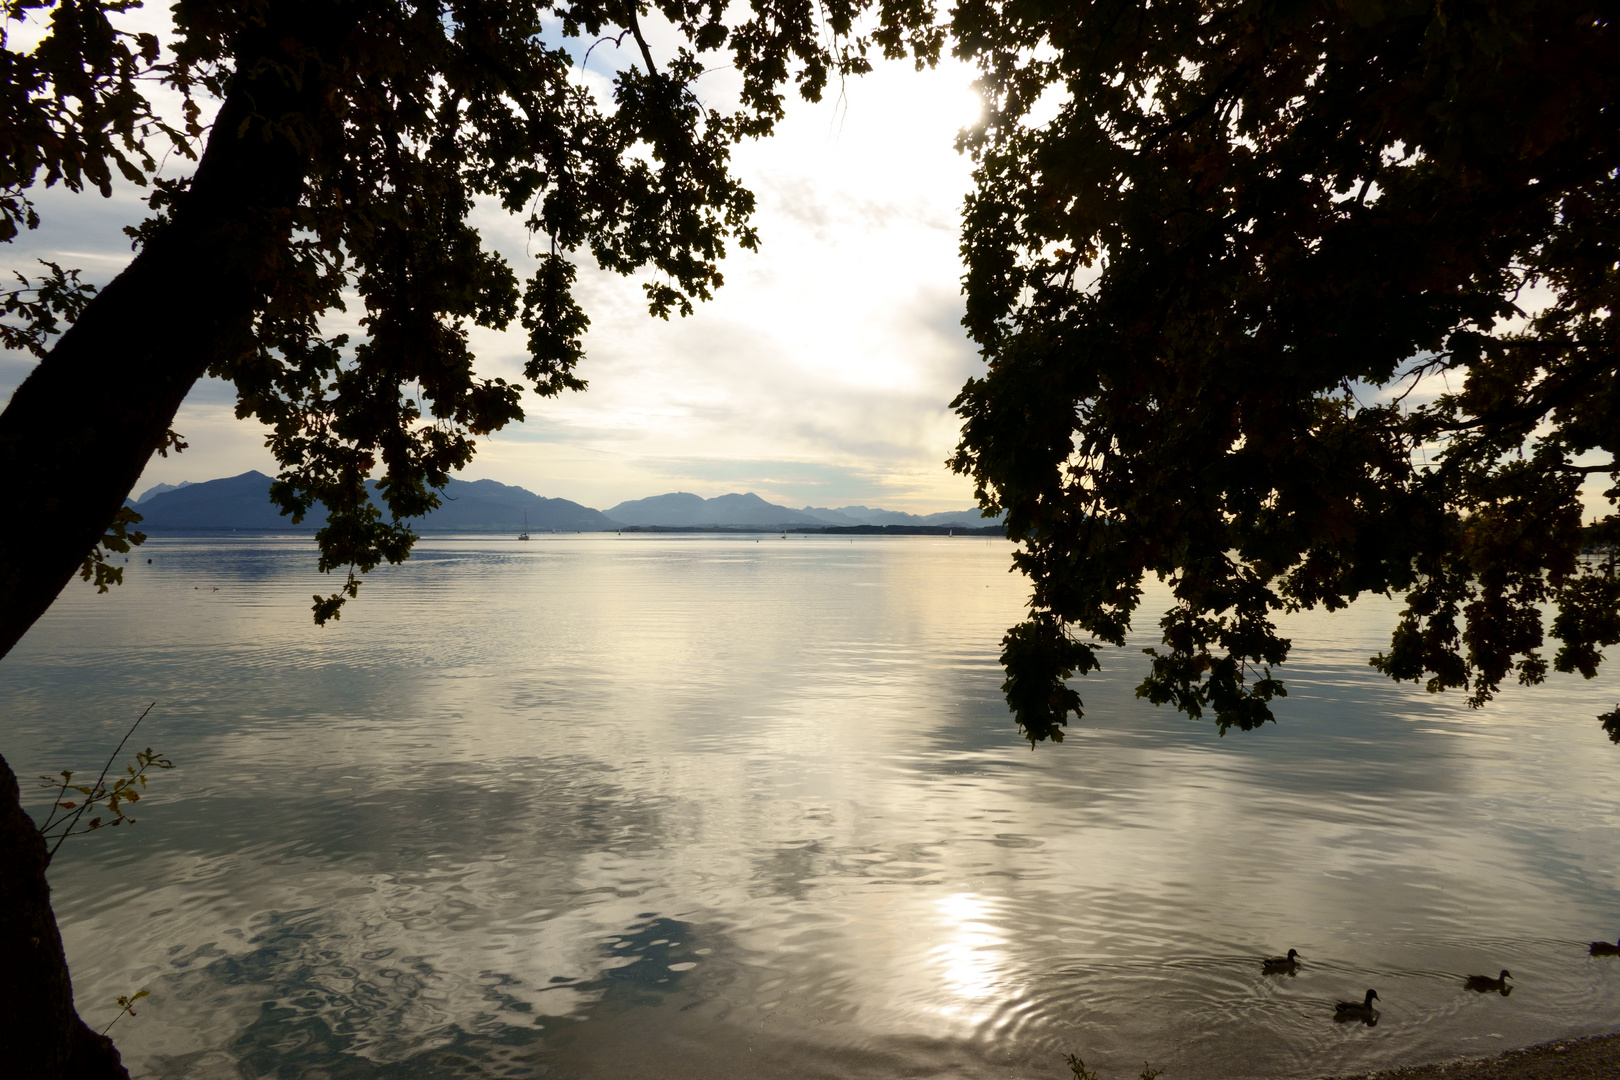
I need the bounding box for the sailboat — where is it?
[518,510,530,541]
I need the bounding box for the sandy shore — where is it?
[1319,1033,1620,1080]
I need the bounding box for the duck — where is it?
[1464,969,1512,993]
[1334,989,1379,1023]
[1262,948,1302,973]
[1590,938,1620,957]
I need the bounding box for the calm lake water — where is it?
[4,535,1619,1079]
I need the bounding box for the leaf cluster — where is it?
[1,0,183,241]
[1066,1053,1163,1080]
[34,703,172,864]
[1,259,96,356]
[76,502,147,592]
[948,0,1620,741]
[4,0,945,617]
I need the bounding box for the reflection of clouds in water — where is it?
[46,752,689,1074]
[138,911,718,1078]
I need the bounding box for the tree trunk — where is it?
[0,752,128,1077]
[0,4,354,1072]
[0,16,334,658]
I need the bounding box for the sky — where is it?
[0,10,990,515]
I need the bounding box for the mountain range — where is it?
[127,472,997,533]
[604,491,994,528]
[129,472,616,532]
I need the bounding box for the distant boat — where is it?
[518,511,530,541]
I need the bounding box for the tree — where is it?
[0,1,940,1073]
[946,0,1620,745]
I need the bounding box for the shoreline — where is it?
[1318,1033,1620,1080]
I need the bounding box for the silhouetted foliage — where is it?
[1067,1054,1100,1080]
[947,0,1620,742]
[1601,706,1620,744]
[1065,1052,1163,1080]
[1,261,97,355]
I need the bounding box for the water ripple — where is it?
[4,535,1618,1079]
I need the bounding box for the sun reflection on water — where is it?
[928,892,1010,1017]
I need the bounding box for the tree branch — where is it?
[622,3,660,78]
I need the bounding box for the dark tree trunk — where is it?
[0,4,354,1072]
[0,753,128,1078]
[0,23,327,658]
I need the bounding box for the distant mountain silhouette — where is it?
[130,471,616,532]
[130,472,291,529]
[410,478,616,532]
[798,504,999,528]
[606,491,826,528]
[135,480,192,503]
[126,473,1000,533]
[605,492,1000,529]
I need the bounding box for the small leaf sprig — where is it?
[36,703,172,865]
[1066,1055,1164,1080]
[1066,1055,1100,1080]
[102,988,150,1036]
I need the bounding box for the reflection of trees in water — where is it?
[750,839,826,903]
[277,757,672,866]
[748,836,955,901]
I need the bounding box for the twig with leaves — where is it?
[1,260,98,357]
[35,703,173,866]
[1066,1054,1164,1080]
[1066,1055,1101,1080]
[101,989,149,1036]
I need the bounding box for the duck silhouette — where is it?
[1334,989,1379,1024]
[1590,938,1620,957]
[1464,970,1512,994]
[1262,949,1302,973]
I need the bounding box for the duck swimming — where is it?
[1334,989,1379,1024]
[1590,938,1620,956]
[1464,970,1512,994]
[1262,949,1302,973]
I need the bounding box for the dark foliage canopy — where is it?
[947,0,1620,742]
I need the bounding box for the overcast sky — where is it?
[0,12,988,514]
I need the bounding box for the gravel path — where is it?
[1317,1034,1620,1080]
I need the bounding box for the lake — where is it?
[4,535,1618,1079]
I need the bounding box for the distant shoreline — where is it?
[130,524,1007,537]
[616,524,1004,536]
[1318,1032,1620,1080]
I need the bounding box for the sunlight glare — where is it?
[927,892,1008,1014]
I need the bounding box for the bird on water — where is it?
[1590,938,1620,956]
[1334,989,1379,1023]
[1262,949,1302,973]
[1464,970,1512,994]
